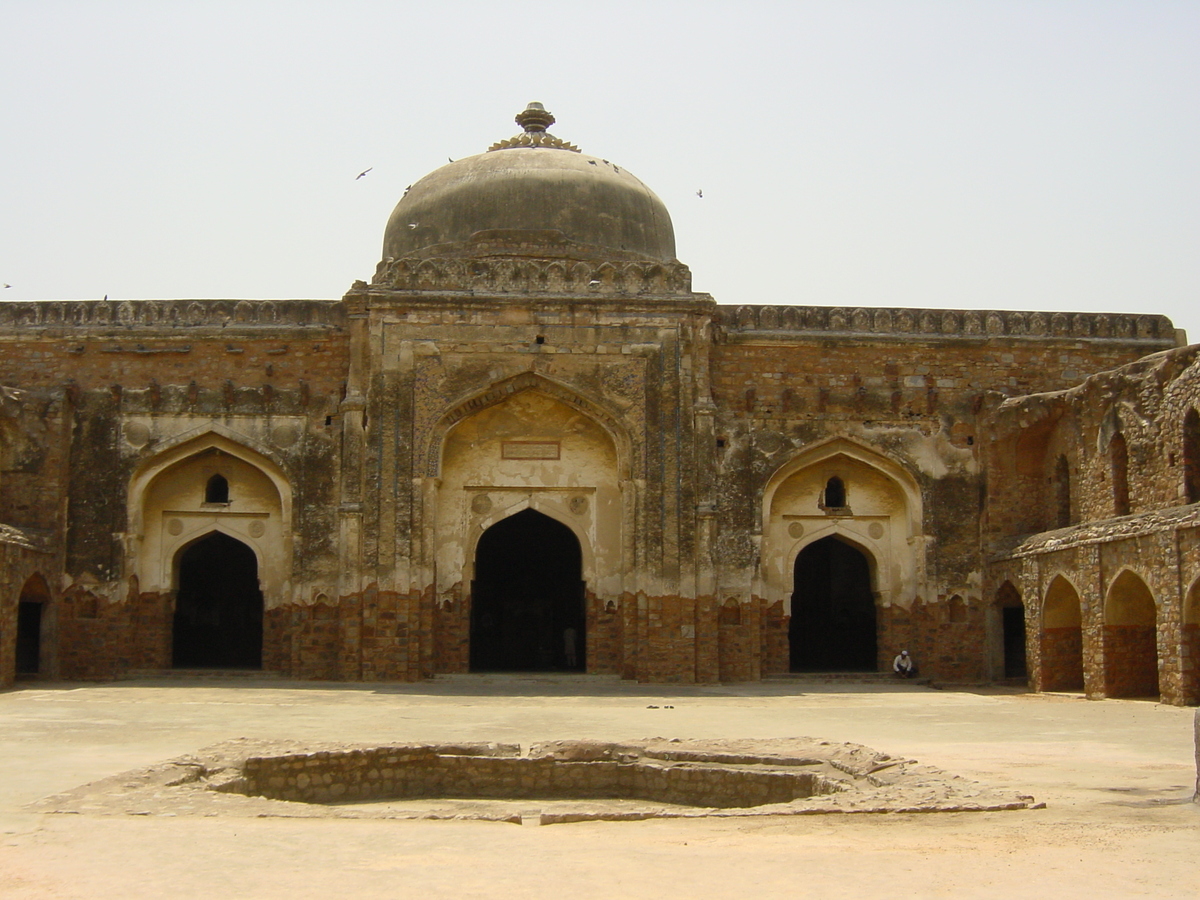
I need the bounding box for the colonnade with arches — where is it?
[990,557,1200,705]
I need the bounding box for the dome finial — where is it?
[515,102,555,133]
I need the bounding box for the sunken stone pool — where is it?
[33,738,1041,824]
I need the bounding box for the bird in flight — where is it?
[356,167,373,180]
[407,223,418,229]
[696,189,703,198]
[2,284,10,289]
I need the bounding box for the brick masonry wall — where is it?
[1040,627,1085,691]
[1102,625,1160,698]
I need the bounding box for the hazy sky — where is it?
[2,1,1197,340]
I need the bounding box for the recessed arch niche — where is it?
[433,383,627,673]
[1039,574,1083,691]
[1102,569,1159,698]
[761,438,924,615]
[127,431,291,608]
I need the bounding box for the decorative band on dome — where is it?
[488,102,581,152]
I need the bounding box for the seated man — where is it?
[893,649,916,678]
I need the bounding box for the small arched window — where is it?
[205,473,230,504]
[1111,432,1130,516]
[824,476,846,508]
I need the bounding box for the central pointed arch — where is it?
[788,535,877,671]
[425,372,635,479]
[172,531,263,669]
[430,375,628,675]
[469,509,585,672]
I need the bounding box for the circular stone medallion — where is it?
[271,424,300,448]
[868,522,885,539]
[471,494,493,515]
[123,422,151,448]
[787,522,804,539]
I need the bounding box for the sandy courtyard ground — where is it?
[0,675,1196,899]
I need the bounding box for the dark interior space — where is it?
[789,536,877,671]
[470,508,585,672]
[1002,605,1028,679]
[16,601,42,675]
[172,531,263,668]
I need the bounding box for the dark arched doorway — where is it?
[789,536,877,671]
[996,581,1027,680]
[16,574,51,676]
[172,532,263,669]
[470,509,585,672]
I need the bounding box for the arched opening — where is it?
[1040,575,1083,691]
[823,476,846,509]
[996,581,1027,680]
[1103,570,1158,698]
[1111,432,1130,516]
[1054,455,1072,528]
[1184,408,1200,504]
[789,536,877,672]
[469,509,585,672]
[16,574,51,676]
[172,532,263,669]
[205,473,230,504]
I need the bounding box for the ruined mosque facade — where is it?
[4,104,1200,704]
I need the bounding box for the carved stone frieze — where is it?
[371,256,692,296]
[0,299,346,331]
[717,304,1174,342]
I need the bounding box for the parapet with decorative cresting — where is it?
[0,299,346,331]
[718,304,1177,342]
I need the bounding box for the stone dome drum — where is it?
[382,103,677,264]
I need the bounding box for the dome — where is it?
[382,103,677,264]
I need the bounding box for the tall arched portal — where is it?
[172,532,263,669]
[470,509,585,672]
[789,536,877,672]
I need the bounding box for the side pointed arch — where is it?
[761,436,924,535]
[760,436,925,612]
[127,429,292,603]
[1102,568,1159,698]
[1039,574,1084,691]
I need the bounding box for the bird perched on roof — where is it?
[356,167,373,180]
